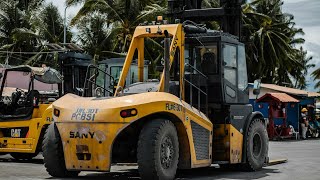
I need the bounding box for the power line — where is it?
[0,50,67,54]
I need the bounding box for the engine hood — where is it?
[52,92,203,123]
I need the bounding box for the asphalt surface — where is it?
[0,139,319,180]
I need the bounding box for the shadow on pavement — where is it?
[47,169,141,180]
[46,166,280,180]
[0,156,43,165]
[176,166,279,179]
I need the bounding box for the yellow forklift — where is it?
[43,1,268,179]
[0,51,105,160]
[0,65,61,160]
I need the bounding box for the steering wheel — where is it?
[15,88,27,105]
[94,87,104,97]
[16,88,25,94]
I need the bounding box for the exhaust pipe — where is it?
[164,36,170,93]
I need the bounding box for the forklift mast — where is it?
[167,0,243,39]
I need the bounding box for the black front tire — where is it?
[42,123,80,177]
[245,119,269,171]
[10,152,38,161]
[137,119,179,180]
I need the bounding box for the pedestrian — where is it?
[300,108,309,140]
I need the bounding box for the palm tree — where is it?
[289,47,314,89]
[312,68,320,91]
[242,0,311,87]
[39,3,72,43]
[75,12,114,62]
[67,0,166,53]
[0,0,44,65]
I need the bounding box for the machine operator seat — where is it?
[201,52,217,75]
[12,90,40,117]
[8,91,22,112]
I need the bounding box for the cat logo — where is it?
[11,129,21,138]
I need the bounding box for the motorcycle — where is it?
[307,118,320,138]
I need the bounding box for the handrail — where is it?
[184,62,208,116]
[86,79,114,95]
[185,63,208,79]
[184,79,207,95]
[82,64,115,97]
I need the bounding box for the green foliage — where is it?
[0,0,71,66]
[75,12,113,62]
[0,0,315,90]
[243,0,313,89]
[68,0,166,76]
[0,0,42,64]
[69,0,166,54]
[39,3,72,43]
[312,68,320,90]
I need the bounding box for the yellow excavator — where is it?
[43,1,268,179]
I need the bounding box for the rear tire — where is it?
[137,119,179,180]
[42,123,80,177]
[10,152,38,161]
[244,119,268,171]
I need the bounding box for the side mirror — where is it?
[253,79,261,95]
[94,87,103,97]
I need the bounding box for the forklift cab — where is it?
[0,66,61,120]
[58,52,93,96]
[112,25,249,111]
[184,31,249,107]
[82,58,149,97]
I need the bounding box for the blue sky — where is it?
[47,0,320,92]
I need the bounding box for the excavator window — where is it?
[185,44,218,75]
[0,70,35,119]
[199,46,218,75]
[223,44,237,89]
[110,66,122,86]
[184,44,213,114]
[237,45,248,91]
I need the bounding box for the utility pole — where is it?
[63,6,68,44]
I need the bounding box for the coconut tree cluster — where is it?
[242,0,314,89]
[0,0,317,90]
[0,0,72,66]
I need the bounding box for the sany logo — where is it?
[11,129,21,138]
[70,131,95,139]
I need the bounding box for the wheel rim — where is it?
[253,133,262,158]
[160,135,174,169]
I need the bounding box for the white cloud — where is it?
[45,0,82,22]
[283,0,320,91]
[45,0,82,38]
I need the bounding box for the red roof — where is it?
[260,84,320,97]
[257,93,299,103]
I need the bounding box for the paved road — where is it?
[0,140,319,180]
